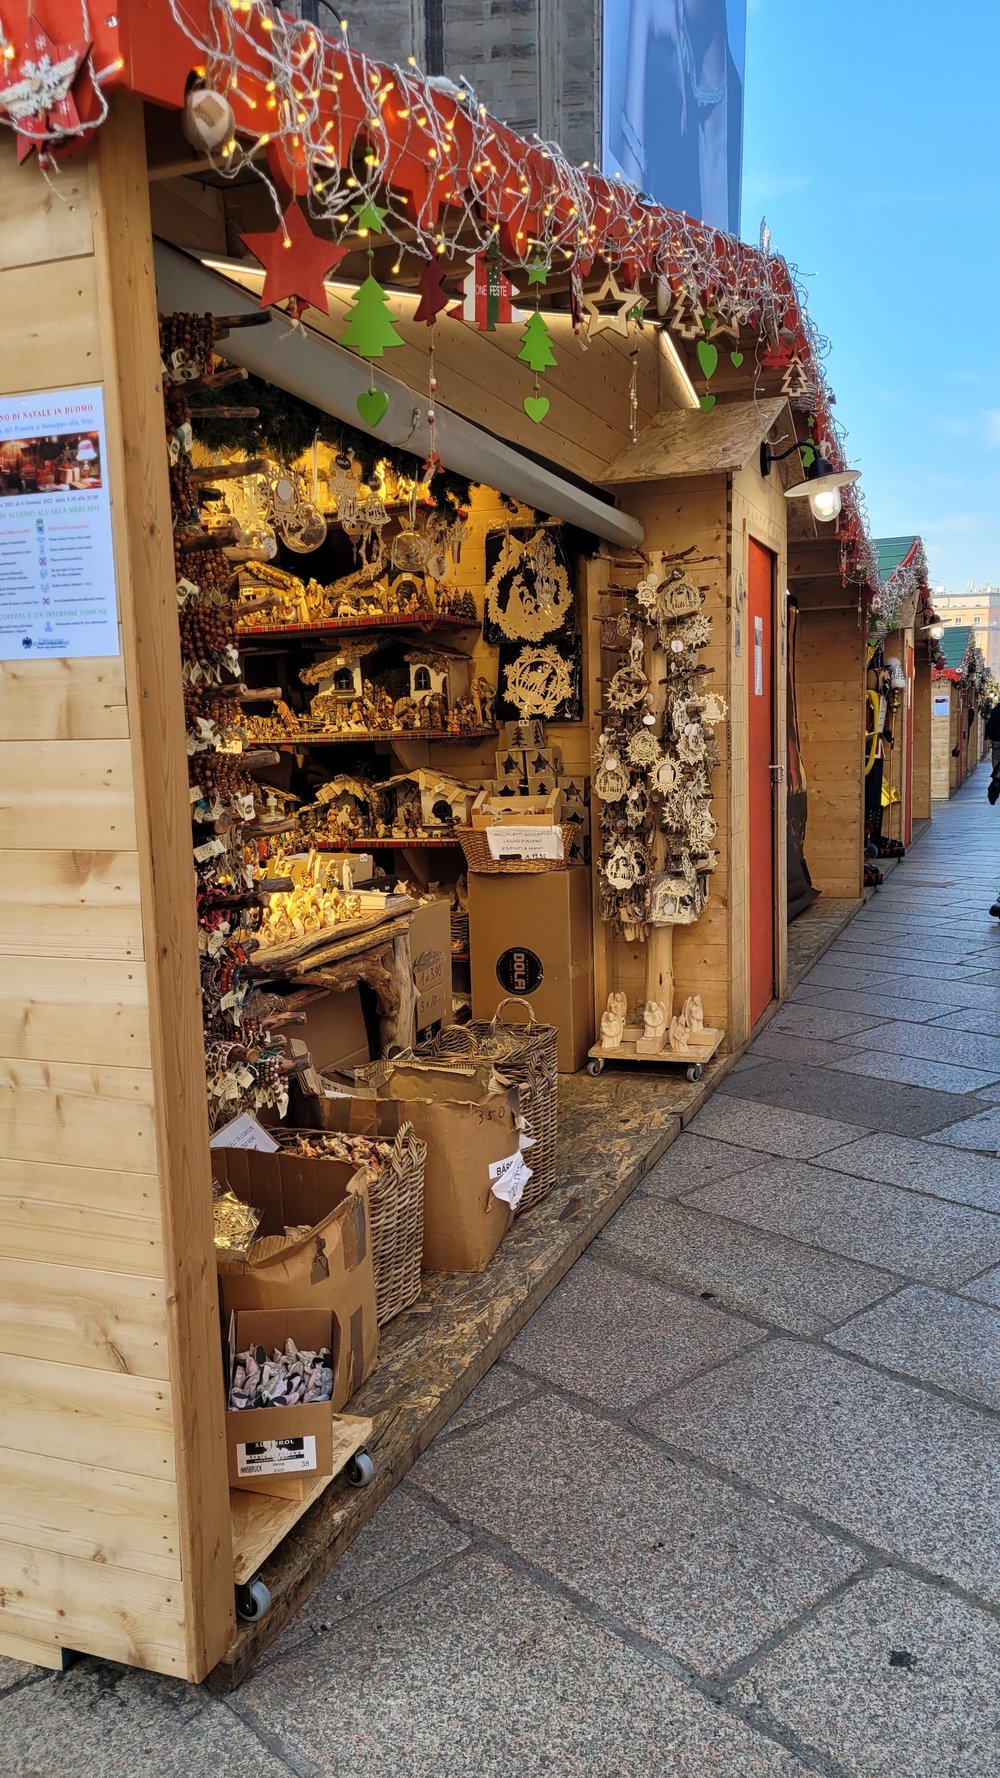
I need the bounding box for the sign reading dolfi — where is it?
[0,385,120,660]
[496,946,544,996]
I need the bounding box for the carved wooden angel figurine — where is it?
[599,991,628,1051]
[638,1000,668,1054]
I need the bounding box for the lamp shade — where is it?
[783,450,860,525]
[76,438,98,463]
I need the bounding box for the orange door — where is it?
[747,539,776,1027]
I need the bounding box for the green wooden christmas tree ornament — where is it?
[518,311,557,373]
[340,275,405,357]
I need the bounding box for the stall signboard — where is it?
[601,0,747,234]
[0,385,119,659]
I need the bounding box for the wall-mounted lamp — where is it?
[760,438,861,524]
[921,622,946,641]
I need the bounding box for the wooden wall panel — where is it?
[0,850,144,959]
[0,113,232,1680]
[795,606,864,897]
[931,683,953,798]
[2,740,138,849]
[0,657,129,742]
[0,955,151,1067]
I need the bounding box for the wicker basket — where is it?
[414,998,558,1213]
[286,1121,426,1326]
[362,1122,426,1325]
[455,824,575,874]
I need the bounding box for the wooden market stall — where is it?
[0,0,884,1684]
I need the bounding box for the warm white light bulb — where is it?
[808,484,842,523]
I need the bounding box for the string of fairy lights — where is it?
[0,0,878,592]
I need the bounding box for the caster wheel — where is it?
[235,1577,271,1622]
[685,1064,703,1083]
[587,1058,605,1077]
[345,1449,375,1489]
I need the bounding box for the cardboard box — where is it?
[225,1308,335,1497]
[471,789,564,828]
[213,1148,378,1411]
[469,867,594,1072]
[360,1062,526,1272]
[300,985,371,1074]
[409,895,452,1034]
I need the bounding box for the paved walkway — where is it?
[5,777,1000,1777]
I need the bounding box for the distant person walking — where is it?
[985,703,1000,805]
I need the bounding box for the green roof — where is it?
[940,626,972,670]
[875,536,919,581]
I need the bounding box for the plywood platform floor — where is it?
[210,1061,727,1686]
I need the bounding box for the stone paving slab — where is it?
[846,1018,1000,1069]
[730,1569,1000,1778]
[0,1662,287,1778]
[961,1266,1000,1306]
[794,986,975,1023]
[237,1552,814,1778]
[747,1031,866,1070]
[637,1340,1000,1604]
[688,1094,867,1158]
[507,1254,764,1408]
[596,1196,901,1335]
[768,1002,887,1041]
[442,1361,539,1435]
[827,1285,1000,1410]
[413,1394,863,1677]
[927,1105,1000,1152]
[717,1059,984,1136]
[684,1158,1000,1283]
[259,1487,471,1663]
[639,1133,774,1199]
[931,1007,1000,1039]
[818,1047,1000,1095]
[817,1130,1000,1211]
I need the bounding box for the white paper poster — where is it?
[485,825,564,862]
[0,385,120,659]
[753,615,764,696]
[933,695,950,717]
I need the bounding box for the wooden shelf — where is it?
[237,614,478,647]
[312,835,465,850]
[259,728,497,748]
[229,1413,373,1585]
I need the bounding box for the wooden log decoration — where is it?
[379,929,417,1052]
[297,947,399,1015]
[182,366,251,396]
[187,405,261,420]
[189,457,268,483]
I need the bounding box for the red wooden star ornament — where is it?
[0,18,94,164]
[240,202,348,316]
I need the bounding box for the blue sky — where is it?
[741,0,1000,590]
